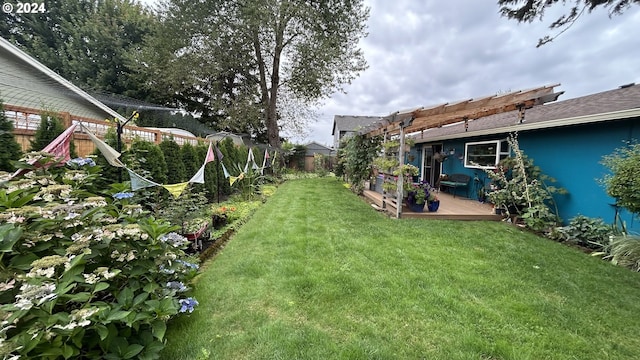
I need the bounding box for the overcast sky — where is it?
[299,0,640,147]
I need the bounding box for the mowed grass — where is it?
[160,178,640,360]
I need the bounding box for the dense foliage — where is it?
[597,141,640,271]
[0,0,157,101]
[485,133,566,232]
[0,155,199,359]
[0,100,22,171]
[159,139,187,184]
[29,112,64,152]
[339,135,381,194]
[126,138,168,184]
[140,0,369,147]
[548,215,614,249]
[601,142,640,215]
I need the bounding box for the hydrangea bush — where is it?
[0,155,199,359]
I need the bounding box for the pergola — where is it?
[360,83,564,218]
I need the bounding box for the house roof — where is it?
[412,83,640,143]
[332,115,381,135]
[0,36,126,122]
[305,141,333,151]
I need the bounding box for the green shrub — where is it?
[313,153,330,177]
[341,135,381,194]
[127,138,167,184]
[606,234,640,271]
[0,100,22,171]
[160,138,187,183]
[180,143,200,181]
[548,215,613,249]
[485,133,566,232]
[29,111,76,158]
[0,156,198,359]
[601,142,640,215]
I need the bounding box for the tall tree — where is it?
[141,0,369,147]
[498,0,640,46]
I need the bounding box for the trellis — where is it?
[362,84,564,218]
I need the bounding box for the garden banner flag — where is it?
[127,169,161,191]
[80,123,124,167]
[189,142,215,184]
[215,145,224,161]
[11,123,78,179]
[229,172,245,186]
[261,149,269,174]
[222,163,230,178]
[205,142,215,164]
[162,182,190,198]
[188,165,206,184]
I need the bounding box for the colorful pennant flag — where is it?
[188,164,206,184]
[205,142,215,164]
[162,182,190,198]
[127,168,161,191]
[215,145,224,161]
[261,149,269,175]
[11,123,78,179]
[221,163,230,178]
[81,123,124,167]
[229,172,245,186]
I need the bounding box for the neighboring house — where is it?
[405,83,640,230]
[305,141,334,157]
[0,36,125,123]
[0,36,200,154]
[332,115,381,149]
[303,141,334,171]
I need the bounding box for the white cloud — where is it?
[141,0,640,147]
[306,1,640,146]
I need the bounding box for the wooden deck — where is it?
[363,190,503,221]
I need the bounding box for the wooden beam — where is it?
[365,84,560,137]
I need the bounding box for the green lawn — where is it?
[160,178,640,360]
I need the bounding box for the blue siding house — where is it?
[409,84,640,231]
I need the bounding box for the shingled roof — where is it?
[412,83,640,143]
[332,115,381,135]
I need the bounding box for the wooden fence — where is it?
[4,105,204,157]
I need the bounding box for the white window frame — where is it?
[464,139,510,169]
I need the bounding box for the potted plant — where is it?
[393,164,419,195]
[426,192,440,212]
[406,181,437,212]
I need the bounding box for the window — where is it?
[464,139,510,169]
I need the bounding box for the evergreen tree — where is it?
[30,111,66,151]
[159,138,187,183]
[180,142,200,179]
[0,100,23,171]
[195,143,218,202]
[128,138,167,183]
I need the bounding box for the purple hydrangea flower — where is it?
[67,157,96,167]
[167,281,188,292]
[179,297,199,313]
[113,192,135,200]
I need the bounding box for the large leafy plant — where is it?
[0,154,198,359]
[485,133,566,232]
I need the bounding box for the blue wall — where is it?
[421,118,640,231]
